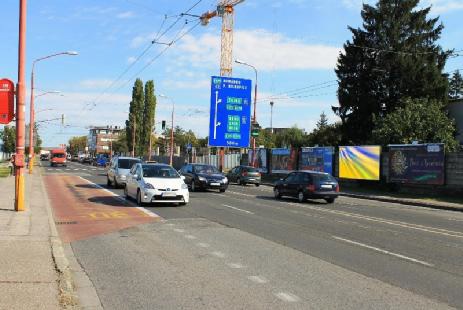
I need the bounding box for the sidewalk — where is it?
[0,172,78,310]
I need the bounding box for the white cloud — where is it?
[79,79,113,90]
[116,11,135,19]
[161,79,210,90]
[127,56,136,64]
[175,29,341,71]
[130,32,156,48]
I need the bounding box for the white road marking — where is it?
[227,263,245,269]
[275,292,300,303]
[211,251,226,258]
[166,223,175,226]
[227,191,255,197]
[184,234,197,239]
[74,168,79,171]
[173,228,185,233]
[247,275,268,284]
[222,204,254,214]
[197,243,210,248]
[332,236,434,267]
[76,176,160,218]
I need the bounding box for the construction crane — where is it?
[200,0,245,77]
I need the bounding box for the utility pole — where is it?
[15,0,27,211]
[270,101,274,134]
[200,0,245,171]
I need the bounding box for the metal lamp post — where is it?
[160,94,175,166]
[29,51,78,174]
[235,59,258,167]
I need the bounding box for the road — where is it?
[42,161,463,309]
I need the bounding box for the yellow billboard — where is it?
[339,146,381,180]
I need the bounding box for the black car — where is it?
[226,165,261,186]
[273,171,339,203]
[179,163,228,192]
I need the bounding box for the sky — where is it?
[0,0,462,147]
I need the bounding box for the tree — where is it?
[68,136,87,155]
[274,126,308,148]
[142,80,157,156]
[1,126,16,154]
[112,131,128,154]
[125,78,144,156]
[316,111,329,130]
[255,129,276,148]
[307,122,342,147]
[372,98,459,151]
[334,0,451,144]
[449,70,463,100]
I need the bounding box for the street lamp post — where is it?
[160,94,175,166]
[29,51,77,174]
[270,101,274,134]
[235,59,258,167]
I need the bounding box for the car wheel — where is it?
[114,177,119,189]
[255,183,260,187]
[325,198,335,204]
[237,177,241,185]
[179,202,187,206]
[124,186,129,198]
[219,189,226,193]
[191,181,196,192]
[274,188,281,199]
[137,190,144,206]
[297,191,305,203]
[107,177,111,187]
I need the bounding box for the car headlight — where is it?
[223,177,228,183]
[198,176,207,181]
[119,175,127,180]
[144,183,154,189]
[181,183,188,189]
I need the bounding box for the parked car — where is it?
[226,165,261,186]
[66,153,72,161]
[107,156,142,188]
[179,163,228,192]
[93,155,108,167]
[273,171,339,203]
[71,155,79,162]
[40,154,49,161]
[82,156,93,164]
[124,163,189,206]
[50,149,67,167]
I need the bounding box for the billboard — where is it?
[299,147,334,175]
[270,148,298,173]
[339,146,381,180]
[388,144,445,185]
[208,76,252,148]
[0,79,15,124]
[248,148,268,173]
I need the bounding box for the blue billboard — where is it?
[208,76,252,148]
[299,147,334,175]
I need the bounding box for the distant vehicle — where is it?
[226,165,261,186]
[82,156,93,164]
[92,155,108,167]
[40,154,49,161]
[71,155,79,162]
[273,171,339,204]
[50,149,67,167]
[178,163,228,192]
[107,156,142,188]
[124,163,189,206]
[66,153,72,161]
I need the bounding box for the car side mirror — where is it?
[133,174,138,179]
[181,175,185,180]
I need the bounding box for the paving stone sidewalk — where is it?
[0,173,76,310]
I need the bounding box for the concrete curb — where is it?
[262,182,463,212]
[39,170,103,309]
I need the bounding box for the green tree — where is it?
[112,131,128,154]
[255,129,276,148]
[68,136,87,155]
[307,122,342,147]
[449,70,463,100]
[372,98,459,151]
[334,0,451,144]
[274,126,308,148]
[316,111,329,130]
[126,78,144,156]
[142,80,157,156]
[1,126,16,154]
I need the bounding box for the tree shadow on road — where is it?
[88,196,129,207]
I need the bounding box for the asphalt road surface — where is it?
[42,161,463,309]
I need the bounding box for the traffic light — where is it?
[161,120,166,130]
[251,121,260,137]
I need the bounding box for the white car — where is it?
[124,163,189,206]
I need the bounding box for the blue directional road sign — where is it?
[208,76,252,148]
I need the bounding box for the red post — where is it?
[15,0,27,211]
[28,64,35,174]
[169,103,174,166]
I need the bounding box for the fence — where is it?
[150,153,242,171]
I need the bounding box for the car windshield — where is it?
[142,165,179,178]
[52,153,65,158]
[194,165,220,174]
[243,167,258,173]
[118,159,140,169]
[312,174,336,183]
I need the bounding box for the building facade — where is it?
[87,126,123,155]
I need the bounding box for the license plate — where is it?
[163,192,176,197]
[210,182,220,186]
[321,185,332,189]
[248,179,255,181]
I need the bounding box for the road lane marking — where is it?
[184,234,197,239]
[247,275,268,284]
[275,292,300,303]
[174,228,185,233]
[222,204,254,214]
[332,236,434,267]
[211,251,226,258]
[197,243,210,248]
[77,176,160,218]
[227,263,245,269]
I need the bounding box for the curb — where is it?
[39,170,103,309]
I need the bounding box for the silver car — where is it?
[107,156,141,188]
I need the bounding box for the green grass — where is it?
[0,167,11,177]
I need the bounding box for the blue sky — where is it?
[1,0,462,147]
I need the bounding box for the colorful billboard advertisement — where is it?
[339,146,381,180]
[388,144,445,185]
[270,148,298,173]
[299,147,334,175]
[248,148,268,173]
